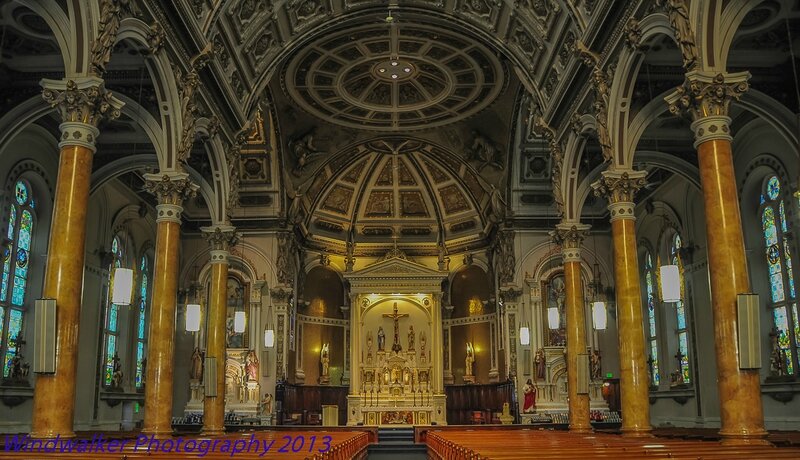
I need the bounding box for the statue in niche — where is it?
[367,330,374,354]
[657,0,697,69]
[111,353,123,389]
[320,343,330,377]
[377,327,386,352]
[590,349,602,381]
[260,393,273,416]
[769,328,788,377]
[245,350,259,382]
[465,342,475,377]
[408,325,415,351]
[190,347,204,381]
[534,348,546,381]
[467,130,503,171]
[522,378,536,413]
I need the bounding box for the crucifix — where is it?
[383,302,408,353]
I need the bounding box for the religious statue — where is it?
[465,342,475,377]
[320,343,330,378]
[289,127,323,176]
[245,350,259,382]
[522,378,536,413]
[590,349,602,381]
[111,353,123,389]
[408,325,415,351]
[260,393,273,416]
[190,347,204,381]
[366,330,374,357]
[467,130,503,171]
[658,0,697,69]
[769,328,788,377]
[377,327,386,352]
[383,303,409,354]
[534,348,546,381]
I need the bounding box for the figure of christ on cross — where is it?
[383,302,409,353]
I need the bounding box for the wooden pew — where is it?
[0,430,370,460]
[424,428,800,460]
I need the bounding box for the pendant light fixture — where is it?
[185,266,201,332]
[264,305,275,348]
[519,299,531,346]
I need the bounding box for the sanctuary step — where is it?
[368,428,427,460]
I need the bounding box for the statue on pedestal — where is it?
[590,349,602,381]
[377,327,386,352]
[245,350,259,382]
[260,393,273,416]
[534,348,546,381]
[420,331,427,363]
[320,343,330,384]
[408,325,415,350]
[190,347,204,381]
[522,378,536,413]
[111,353,123,389]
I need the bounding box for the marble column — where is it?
[592,170,651,436]
[141,172,198,437]
[552,223,592,433]
[201,225,237,435]
[31,78,122,438]
[499,286,523,380]
[667,71,767,445]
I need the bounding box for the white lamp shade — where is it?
[234,311,246,333]
[660,264,681,303]
[264,329,275,348]
[547,307,560,330]
[186,303,201,332]
[592,301,607,330]
[111,268,134,305]
[519,326,531,346]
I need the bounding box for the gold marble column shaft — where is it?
[31,78,121,438]
[141,173,197,437]
[667,71,766,445]
[553,223,591,433]
[593,170,651,436]
[202,225,236,435]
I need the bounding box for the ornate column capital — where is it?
[270,286,293,306]
[41,77,123,152]
[592,169,647,222]
[665,71,750,147]
[551,223,591,262]
[499,285,523,304]
[144,172,199,223]
[201,225,237,264]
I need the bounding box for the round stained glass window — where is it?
[767,176,780,200]
[768,244,780,264]
[14,181,29,206]
[16,248,28,267]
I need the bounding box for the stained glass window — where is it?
[1,180,35,379]
[644,251,659,386]
[760,174,799,376]
[671,233,690,383]
[103,235,124,387]
[135,255,149,389]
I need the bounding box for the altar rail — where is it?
[444,381,515,425]
[280,384,349,426]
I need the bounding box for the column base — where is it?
[568,425,593,434]
[30,430,76,440]
[621,428,653,438]
[719,431,771,446]
[201,428,226,437]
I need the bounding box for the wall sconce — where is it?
[592,301,607,330]
[110,267,134,306]
[547,307,560,330]
[659,264,681,303]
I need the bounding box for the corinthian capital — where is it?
[42,77,122,126]
[551,223,590,262]
[592,169,647,222]
[202,225,238,253]
[144,171,198,205]
[665,71,750,120]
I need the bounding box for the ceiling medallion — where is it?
[373,59,416,81]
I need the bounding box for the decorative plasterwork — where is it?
[344,254,448,294]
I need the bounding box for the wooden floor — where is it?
[424,428,800,459]
[0,430,370,460]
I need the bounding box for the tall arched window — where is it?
[103,235,124,387]
[670,233,690,383]
[760,175,798,375]
[135,254,149,389]
[644,251,660,386]
[1,179,35,377]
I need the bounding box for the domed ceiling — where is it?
[281,20,506,131]
[298,138,492,248]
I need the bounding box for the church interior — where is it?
[1,0,800,458]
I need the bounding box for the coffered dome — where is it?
[282,21,506,131]
[299,138,491,247]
